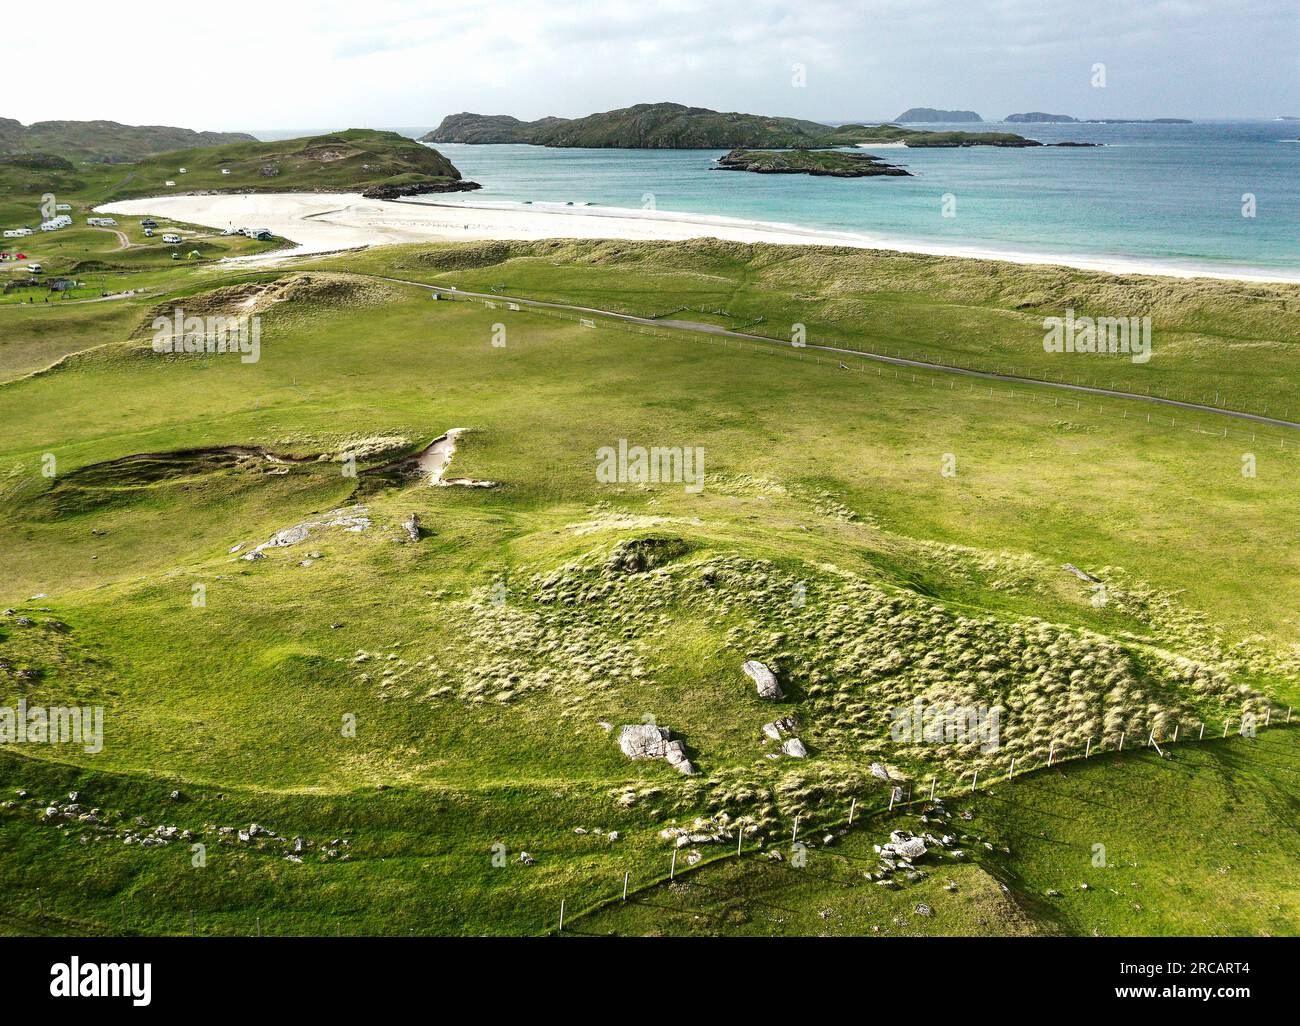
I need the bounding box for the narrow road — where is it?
[88,226,131,250]
[369,273,1300,432]
[11,258,1292,431]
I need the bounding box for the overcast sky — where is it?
[8,0,1297,130]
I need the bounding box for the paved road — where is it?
[370,273,1300,432]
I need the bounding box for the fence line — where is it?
[551,710,1295,935]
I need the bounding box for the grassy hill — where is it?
[423,103,1044,148]
[105,129,471,200]
[0,118,254,164]
[0,238,1295,936]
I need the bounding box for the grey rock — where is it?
[618,723,670,760]
[401,513,420,542]
[268,524,311,547]
[780,737,808,758]
[742,659,783,700]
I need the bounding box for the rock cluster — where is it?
[617,723,694,774]
[2,789,348,863]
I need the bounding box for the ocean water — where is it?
[421,122,1299,276]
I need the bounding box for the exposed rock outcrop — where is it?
[743,659,784,700]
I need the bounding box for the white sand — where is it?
[97,192,1300,283]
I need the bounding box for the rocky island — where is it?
[714,148,911,177]
[1006,112,1191,124]
[422,103,1047,149]
[894,108,983,123]
[1006,112,1079,123]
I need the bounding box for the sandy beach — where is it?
[97,192,1300,283]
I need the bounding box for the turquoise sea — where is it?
[419,122,1299,277]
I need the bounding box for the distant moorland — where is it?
[0,118,255,164]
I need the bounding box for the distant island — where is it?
[423,103,1050,149]
[0,117,255,164]
[1006,112,1079,123]
[1006,113,1192,124]
[714,148,911,177]
[895,108,983,123]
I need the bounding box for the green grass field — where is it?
[0,238,1295,937]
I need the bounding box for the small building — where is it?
[49,277,79,292]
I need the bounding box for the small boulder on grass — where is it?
[743,659,784,700]
[618,723,670,760]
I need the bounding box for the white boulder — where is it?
[743,660,784,700]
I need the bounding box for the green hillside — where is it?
[0,237,1295,936]
[0,131,472,310]
[0,118,254,163]
[107,129,472,199]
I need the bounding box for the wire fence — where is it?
[550,708,1296,935]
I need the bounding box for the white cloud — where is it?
[5,0,1295,129]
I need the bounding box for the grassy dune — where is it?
[319,240,1300,419]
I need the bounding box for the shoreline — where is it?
[97,192,1300,283]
